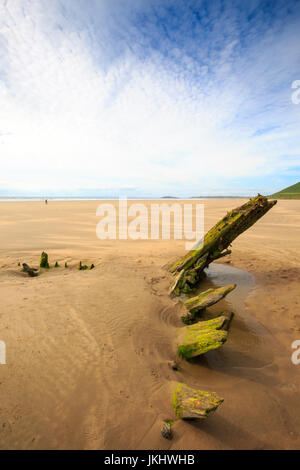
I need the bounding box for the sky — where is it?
[0,0,300,197]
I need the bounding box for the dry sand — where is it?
[0,198,299,450]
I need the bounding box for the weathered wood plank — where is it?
[170,195,277,295]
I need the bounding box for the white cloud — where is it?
[0,0,299,196]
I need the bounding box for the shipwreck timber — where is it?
[167,195,277,423]
[181,284,236,321]
[177,315,228,359]
[170,195,277,295]
[172,382,224,419]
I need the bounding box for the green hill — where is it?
[270,182,300,199]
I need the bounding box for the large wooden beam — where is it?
[177,315,228,359]
[170,195,277,295]
[183,284,236,314]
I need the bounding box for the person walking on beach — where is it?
[45,199,48,205]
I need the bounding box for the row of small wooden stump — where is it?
[21,252,95,276]
[163,195,277,438]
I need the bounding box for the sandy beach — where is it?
[0,198,299,450]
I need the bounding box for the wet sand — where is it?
[0,199,299,449]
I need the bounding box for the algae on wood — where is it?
[172,382,223,419]
[78,261,88,270]
[177,315,228,359]
[170,195,277,295]
[182,284,236,316]
[40,251,49,268]
[180,284,236,323]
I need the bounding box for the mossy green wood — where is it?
[172,383,224,419]
[182,284,236,316]
[177,316,228,359]
[79,261,88,270]
[170,195,277,295]
[40,251,49,268]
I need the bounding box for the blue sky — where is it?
[0,0,300,196]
